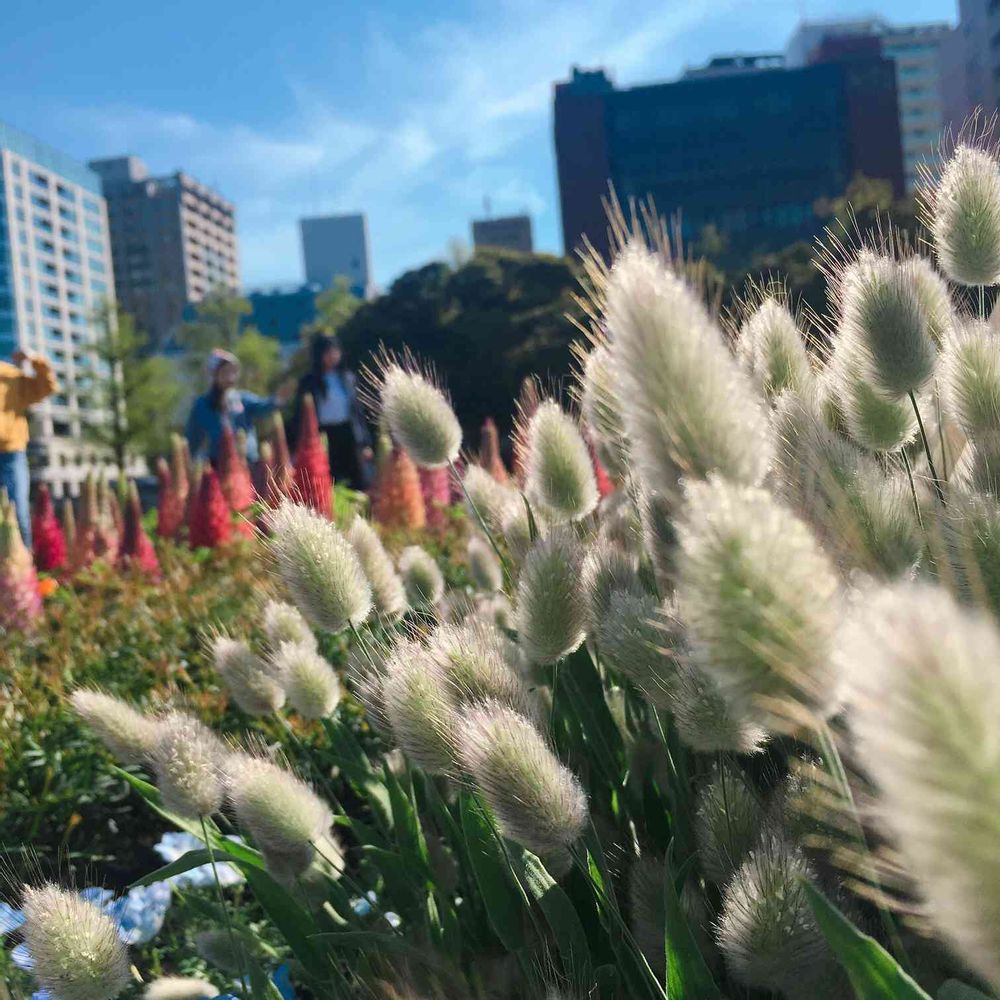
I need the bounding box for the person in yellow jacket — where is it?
[0,349,57,547]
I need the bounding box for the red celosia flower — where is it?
[171,433,190,510]
[292,395,332,518]
[188,467,233,549]
[218,423,256,537]
[120,481,161,578]
[156,457,185,540]
[372,446,426,530]
[418,465,451,531]
[479,417,509,483]
[588,436,615,498]
[31,483,66,572]
[0,490,42,630]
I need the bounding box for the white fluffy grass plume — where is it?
[580,536,642,635]
[345,640,392,737]
[717,838,835,999]
[378,361,462,468]
[271,640,341,719]
[210,634,285,716]
[460,701,587,861]
[500,494,547,562]
[903,254,953,346]
[145,977,218,1000]
[70,689,160,765]
[398,544,445,608]
[345,515,407,620]
[597,590,676,710]
[467,534,503,593]
[461,464,515,534]
[382,639,461,773]
[676,476,840,727]
[515,526,586,665]
[838,252,937,397]
[926,144,1000,287]
[694,762,764,884]
[522,400,598,521]
[579,343,629,479]
[941,317,1000,444]
[21,883,131,1000]
[844,582,1000,989]
[227,751,332,880]
[428,619,533,717]
[269,501,372,632]
[151,711,227,819]
[604,244,772,503]
[261,598,315,649]
[736,295,813,401]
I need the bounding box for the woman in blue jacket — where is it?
[185,349,290,464]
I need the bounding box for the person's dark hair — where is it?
[208,383,227,412]
[309,333,343,398]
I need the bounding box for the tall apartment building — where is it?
[787,18,968,192]
[300,213,373,298]
[472,214,534,253]
[89,156,240,346]
[958,0,1000,117]
[0,121,117,496]
[553,57,903,260]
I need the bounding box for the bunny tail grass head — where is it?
[460,701,587,860]
[735,291,813,402]
[694,762,765,884]
[941,316,1000,444]
[521,399,598,522]
[145,977,218,1000]
[467,534,503,593]
[398,544,445,608]
[261,598,316,649]
[269,500,372,632]
[604,243,772,505]
[578,342,629,479]
[20,883,132,1000]
[597,590,677,710]
[581,536,642,635]
[461,464,514,533]
[515,526,587,665]
[346,639,393,737]
[209,634,285,716]
[837,251,938,397]
[374,356,462,468]
[346,516,408,620]
[227,750,332,880]
[382,639,461,774]
[70,689,160,765]
[151,710,227,819]
[676,476,840,729]
[925,142,1000,286]
[717,837,835,999]
[844,582,1000,988]
[271,640,341,719]
[671,657,768,754]
[902,254,953,347]
[428,619,534,718]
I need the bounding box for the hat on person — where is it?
[206,348,240,377]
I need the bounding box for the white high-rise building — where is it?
[300,213,373,298]
[787,18,969,192]
[0,121,118,496]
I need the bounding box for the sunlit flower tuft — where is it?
[145,977,218,1000]
[151,711,227,819]
[271,640,341,719]
[581,537,642,635]
[398,544,445,608]
[523,400,599,521]
[736,295,813,401]
[209,634,285,716]
[346,516,408,621]
[941,316,1000,444]
[460,701,587,861]
[467,534,503,593]
[515,527,587,664]
[694,762,764,884]
[378,361,462,467]
[269,501,372,632]
[579,343,629,479]
[21,883,131,1000]
[70,689,160,765]
[261,598,316,649]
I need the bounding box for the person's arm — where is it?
[10,352,57,409]
[239,391,279,418]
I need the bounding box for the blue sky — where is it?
[2,0,958,289]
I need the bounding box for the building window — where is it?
[65,270,82,285]
[83,197,100,215]
[86,238,103,255]
[31,194,51,210]
[61,227,78,243]
[56,183,73,200]
[91,279,107,294]
[88,258,105,274]
[66,290,82,304]
[63,248,81,263]
[59,205,77,223]
[43,305,61,319]
[34,217,53,233]
[84,217,102,235]
[35,237,55,254]
[10,161,21,176]
[30,171,49,189]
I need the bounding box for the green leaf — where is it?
[938,982,996,1000]
[459,793,526,953]
[803,881,931,1000]
[129,849,214,888]
[662,854,722,1000]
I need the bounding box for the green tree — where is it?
[314,276,362,335]
[232,326,282,395]
[83,304,185,468]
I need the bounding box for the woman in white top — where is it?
[289,334,372,489]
